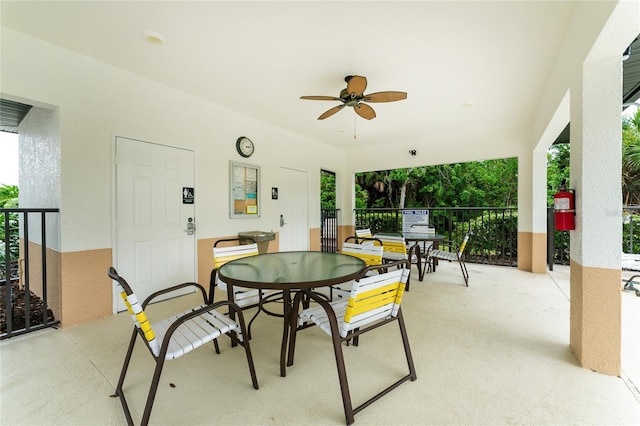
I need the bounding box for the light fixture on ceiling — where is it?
[623,38,636,61]
[142,31,166,45]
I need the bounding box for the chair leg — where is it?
[229,304,260,389]
[396,310,417,381]
[140,356,167,426]
[112,327,138,426]
[459,259,469,286]
[332,330,355,425]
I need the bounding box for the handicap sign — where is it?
[183,187,195,204]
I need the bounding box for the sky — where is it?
[0,131,19,186]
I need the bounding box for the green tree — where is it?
[622,109,640,205]
[320,171,336,209]
[0,184,18,208]
[355,158,518,209]
[0,184,19,281]
[547,143,570,205]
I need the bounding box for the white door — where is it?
[114,137,196,312]
[279,167,308,251]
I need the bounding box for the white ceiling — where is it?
[1,1,576,151]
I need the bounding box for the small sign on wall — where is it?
[183,187,195,204]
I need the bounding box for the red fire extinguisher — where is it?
[554,188,575,231]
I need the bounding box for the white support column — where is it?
[517,148,548,273]
[569,55,623,375]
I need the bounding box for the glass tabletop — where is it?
[218,251,366,290]
[402,232,446,241]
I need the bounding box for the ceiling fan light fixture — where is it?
[142,31,166,45]
[300,75,406,121]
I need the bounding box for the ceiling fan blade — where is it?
[363,91,407,103]
[318,104,345,120]
[301,95,343,101]
[347,75,367,97]
[354,103,376,120]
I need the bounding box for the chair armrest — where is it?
[344,236,383,246]
[426,241,459,256]
[158,300,247,353]
[142,282,208,308]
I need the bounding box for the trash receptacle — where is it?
[238,231,275,254]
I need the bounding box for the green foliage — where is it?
[623,110,640,205]
[469,213,518,263]
[355,158,518,209]
[547,144,570,205]
[320,171,336,209]
[0,184,19,281]
[0,184,18,208]
[354,184,367,209]
[623,212,640,253]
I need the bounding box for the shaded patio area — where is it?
[1,262,638,425]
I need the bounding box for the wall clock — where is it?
[236,136,254,158]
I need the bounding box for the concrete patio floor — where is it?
[1,262,639,425]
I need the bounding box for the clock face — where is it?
[236,137,254,158]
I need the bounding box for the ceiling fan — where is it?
[300,75,407,120]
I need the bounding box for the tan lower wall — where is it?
[570,260,621,376]
[517,231,547,273]
[340,225,355,251]
[309,228,320,251]
[60,248,113,328]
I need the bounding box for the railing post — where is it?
[1,208,60,339]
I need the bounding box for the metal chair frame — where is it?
[287,260,417,425]
[426,231,471,286]
[108,267,259,426]
[210,238,284,336]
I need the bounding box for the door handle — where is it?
[280,214,286,227]
[185,217,195,235]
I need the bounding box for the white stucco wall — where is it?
[1,27,347,252]
[17,106,61,250]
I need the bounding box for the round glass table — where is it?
[219,251,365,376]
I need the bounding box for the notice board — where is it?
[402,209,429,232]
[230,161,260,218]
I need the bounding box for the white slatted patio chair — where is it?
[326,241,385,299]
[426,230,471,286]
[107,267,258,426]
[287,260,416,425]
[210,238,281,305]
[355,228,374,245]
[373,234,419,290]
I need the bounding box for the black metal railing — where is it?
[1,208,60,339]
[355,207,518,267]
[321,208,339,252]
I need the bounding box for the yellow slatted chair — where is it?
[373,234,419,290]
[210,238,281,307]
[326,241,385,299]
[287,260,416,425]
[354,228,374,244]
[107,267,258,426]
[374,234,409,262]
